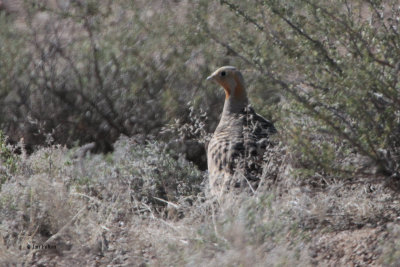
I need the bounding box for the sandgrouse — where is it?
[206,66,276,199]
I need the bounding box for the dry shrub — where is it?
[1,136,400,266]
[1,0,400,266]
[0,135,205,265]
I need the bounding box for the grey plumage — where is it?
[206,66,276,199]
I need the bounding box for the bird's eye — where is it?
[220,71,226,77]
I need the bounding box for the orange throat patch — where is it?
[219,76,246,100]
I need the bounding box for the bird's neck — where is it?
[222,87,248,115]
[220,72,248,115]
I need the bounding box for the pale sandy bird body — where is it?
[206,66,276,199]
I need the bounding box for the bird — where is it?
[206,66,276,199]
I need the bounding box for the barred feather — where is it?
[206,66,276,199]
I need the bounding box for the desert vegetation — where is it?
[1,0,400,266]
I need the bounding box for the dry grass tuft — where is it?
[1,136,400,265]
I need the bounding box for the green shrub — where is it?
[0,1,281,155]
[219,0,400,179]
[1,0,398,181]
[0,131,18,188]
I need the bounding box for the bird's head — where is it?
[206,66,247,101]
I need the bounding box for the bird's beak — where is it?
[206,74,215,81]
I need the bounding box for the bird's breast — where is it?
[207,119,245,175]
